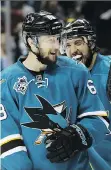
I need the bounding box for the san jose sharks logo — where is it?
[22,95,72,144]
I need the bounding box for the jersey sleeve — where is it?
[0,77,33,170]
[72,68,110,145]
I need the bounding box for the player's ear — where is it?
[27,37,39,54]
[27,38,34,47]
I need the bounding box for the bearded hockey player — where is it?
[0,11,110,170]
[64,19,111,170]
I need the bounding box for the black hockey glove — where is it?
[44,124,92,163]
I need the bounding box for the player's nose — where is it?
[71,44,77,55]
[51,43,59,51]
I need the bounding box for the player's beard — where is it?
[71,48,92,67]
[36,48,58,66]
[84,49,93,67]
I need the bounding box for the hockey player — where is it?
[0,11,110,170]
[64,19,111,170]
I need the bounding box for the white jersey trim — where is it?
[98,116,109,129]
[0,134,23,146]
[78,111,107,119]
[0,146,27,159]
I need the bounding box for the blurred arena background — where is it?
[1,0,111,70]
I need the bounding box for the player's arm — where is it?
[44,67,110,163]
[76,69,110,145]
[1,77,33,170]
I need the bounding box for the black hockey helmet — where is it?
[22,11,63,47]
[64,19,96,51]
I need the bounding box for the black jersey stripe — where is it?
[1,139,25,155]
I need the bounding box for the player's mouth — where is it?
[47,51,57,63]
[72,55,83,62]
[50,52,56,55]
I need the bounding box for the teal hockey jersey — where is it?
[0,56,109,170]
[88,53,111,170]
[90,53,111,129]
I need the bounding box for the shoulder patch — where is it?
[13,76,33,95]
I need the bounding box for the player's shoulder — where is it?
[97,53,111,65]
[1,58,28,81]
[57,56,88,74]
[95,53,111,73]
[91,53,111,75]
[0,60,29,86]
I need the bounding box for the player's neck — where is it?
[23,51,47,72]
[88,52,97,71]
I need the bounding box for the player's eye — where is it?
[74,40,83,46]
[56,36,60,41]
[66,43,71,47]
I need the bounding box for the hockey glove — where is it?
[44,124,92,163]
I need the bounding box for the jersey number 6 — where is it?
[87,80,97,95]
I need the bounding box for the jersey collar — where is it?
[17,57,59,75]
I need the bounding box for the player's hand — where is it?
[44,124,92,163]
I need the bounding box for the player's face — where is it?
[38,35,60,64]
[66,36,90,65]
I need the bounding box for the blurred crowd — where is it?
[1,1,111,70]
